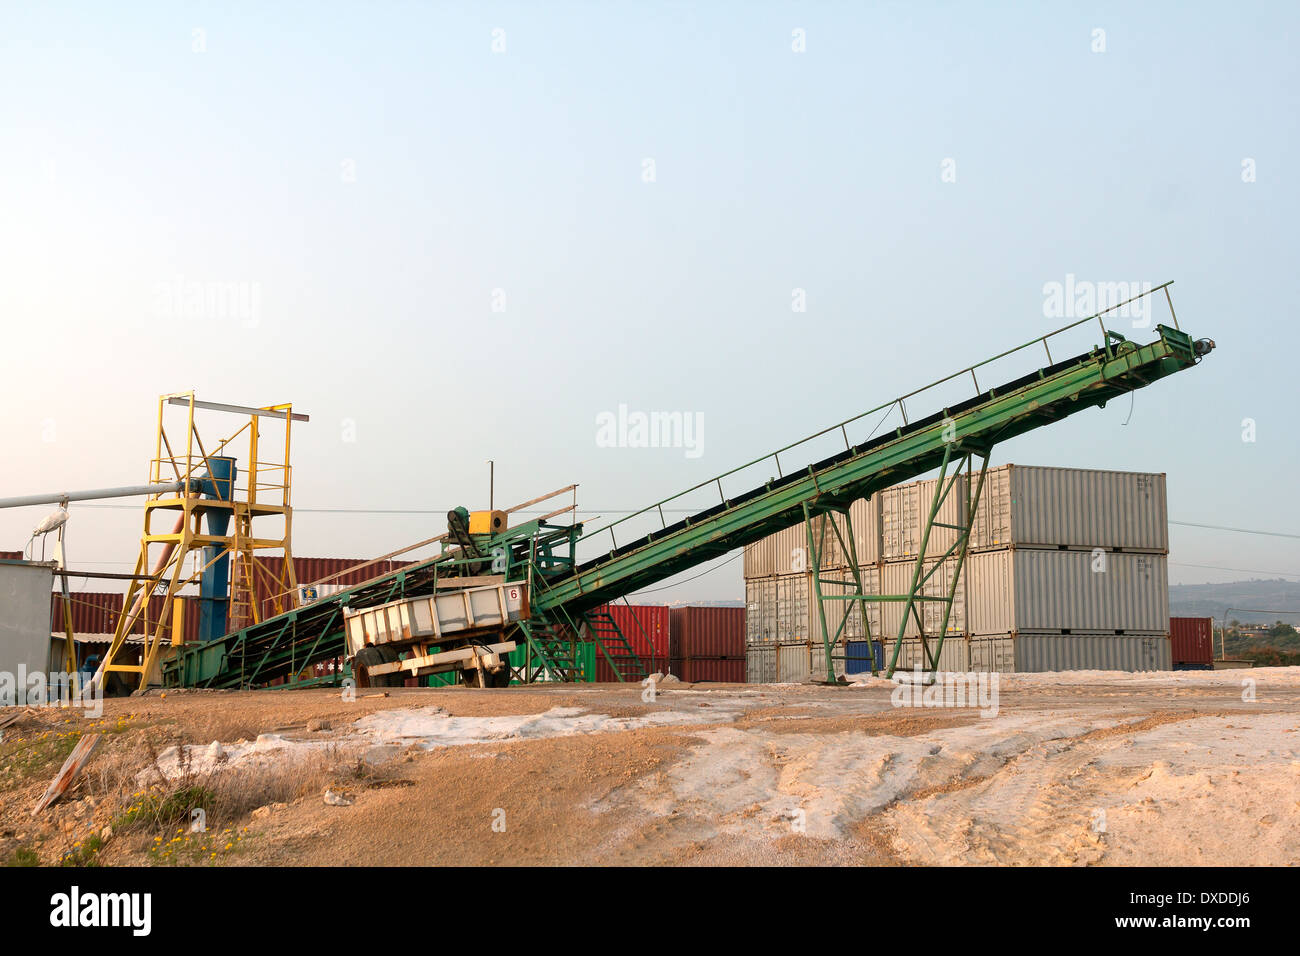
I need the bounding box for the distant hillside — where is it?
[1169,579,1300,624]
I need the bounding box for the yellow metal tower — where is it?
[92,394,306,692]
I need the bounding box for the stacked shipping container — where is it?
[743,464,1173,677]
[583,605,745,682]
[668,606,745,682]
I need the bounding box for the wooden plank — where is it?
[369,640,518,676]
[0,708,29,731]
[31,732,101,815]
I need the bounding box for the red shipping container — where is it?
[591,604,670,681]
[669,606,745,660]
[1170,616,1214,665]
[669,658,745,683]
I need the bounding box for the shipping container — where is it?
[810,563,881,639]
[51,591,200,643]
[775,573,811,643]
[968,635,1016,673]
[966,549,1168,635]
[805,501,879,568]
[888,636,970,673]
[963,633,1171,672]
[968,465,1167,552]
[746,644,775,683]
[669,606,745,660]
[742,523,813,577]
[743,502,880,576]
[746,568,880,646]
[1012,633,1171,672]
[1169,616,1213,666]
[880,557,966,639]
[880,476,968,561]
[745,578,779,642]
[845,640,884,675]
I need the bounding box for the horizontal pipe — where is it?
[166,397,309,422]
[0,480,186,510]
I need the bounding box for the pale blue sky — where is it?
[1,1,1296,599]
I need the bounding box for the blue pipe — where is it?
[196,457,236,642]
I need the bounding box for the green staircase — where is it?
[583,611,650,683]
[515,611,584,683]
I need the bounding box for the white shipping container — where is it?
[880,475,968,561]
[887,636,970,673]
[969,465,1167,552]
[968,635,1017,673]
[746,644,777,683]
[744,504,878,576]
[849,497,880,566]
[811,642,848,682]
[776,573,811,642]
[746,573,812,643]
[743,523,810,577]
[965,633,1172,672]
[745,578,779,643]
[808,563,881,640]
[880,557,967,640]
[1015,633,1172,672]
[966,549,1169,635]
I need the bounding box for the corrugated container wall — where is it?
[1169,616,1214,665]
[746,569,880,645]
[1012,634,1171,672]
[775,573,811,642]
[672,658,745,682]
[251,556,415,620]
[966,549,1168,635]
[669,606,745,660]
[968,634,1171,672]
[890,637,970,673]
[51,591,200,643]
[812,563,881,638]
[969,465,1167,552]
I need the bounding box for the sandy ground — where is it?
[2,668,1297,866]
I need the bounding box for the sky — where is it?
[1,1,1296,602]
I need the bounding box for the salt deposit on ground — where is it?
[147,703,744,780]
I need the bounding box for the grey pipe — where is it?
[0,480,188,510]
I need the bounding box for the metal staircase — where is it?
[515,612,584,683]
[583,611,650,683]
